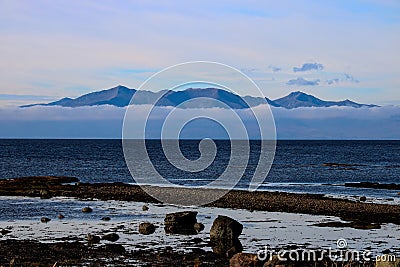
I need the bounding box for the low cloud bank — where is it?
[0,105,399,139]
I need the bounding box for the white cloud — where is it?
[0,105,399,139]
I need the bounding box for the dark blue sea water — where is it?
[1,139,399,200]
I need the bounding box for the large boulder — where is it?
[210,215,243,257]
[164,211,198,235]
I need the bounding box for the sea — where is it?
[1,139,400,255]
[1,139,399,202]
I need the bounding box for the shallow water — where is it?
[0,196,399,258]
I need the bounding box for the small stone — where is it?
[86,234,101,244]
[57,214,65,219]
[194,222,205,232]
[82,206,93,213]
[139,222,156,235]
[102,233,119,242]
[101,216,111,221]
[142,205,149,211]
[41,217,51,223]
[360,196,367,202]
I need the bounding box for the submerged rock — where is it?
[139,222,156,235]
[210,215,243,258]
[101,216,111,221]
[57,214,65,219]
[164,211,198,235]
[102,233,119,242]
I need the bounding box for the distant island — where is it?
[21,85,378,109]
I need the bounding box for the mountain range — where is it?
[21,85,378,109]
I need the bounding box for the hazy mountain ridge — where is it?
[21,85,379,109]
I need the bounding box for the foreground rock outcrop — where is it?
[210,215,243,258]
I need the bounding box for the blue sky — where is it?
[0,0,399,106]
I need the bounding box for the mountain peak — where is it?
[20,86,378,109]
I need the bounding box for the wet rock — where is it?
[86,234,101,244]
[41,217,51,223]
[142,205,149,211]
[194,222,205,232]
[230,253,261,267]
[82,206,93,213]
[40,188,52,199]
[360,196,367,202]
[101,216,111,221]
[102,233,119,242]
[345,182,400,190]
[351,221,381,230]
[210,215,243,257]
[139,222,156,235]
[164,211,198,235]
[314,221,381,230]
[0,228,11,235]
[58,214,65,219]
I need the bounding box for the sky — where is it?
[1,0,400,107]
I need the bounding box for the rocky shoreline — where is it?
[1,176,399,266]
[1,176,399,226]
